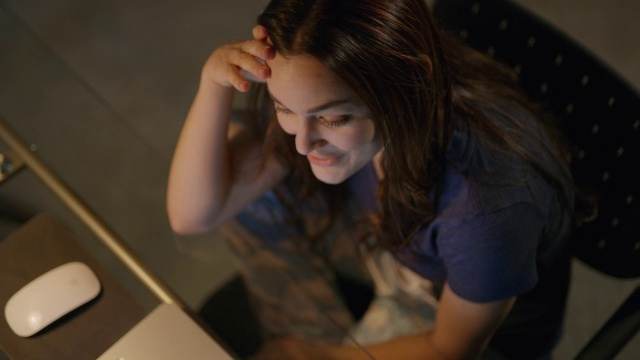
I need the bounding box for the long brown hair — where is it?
[250,0,574,249]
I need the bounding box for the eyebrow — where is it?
[268,90,356,114]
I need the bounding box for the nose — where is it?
[294,119,327,155]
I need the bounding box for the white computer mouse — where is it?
[4,261,101,337]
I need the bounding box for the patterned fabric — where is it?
[347,250,437,345]
[219,190,439,347]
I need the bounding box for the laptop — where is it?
[97,303,234,360]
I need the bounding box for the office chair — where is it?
[431,0,640,359]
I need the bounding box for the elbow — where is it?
[167,206,214,236]
[166,188,225,235]
[168,213,194,236]
[168,217,197,236]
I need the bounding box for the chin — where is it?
[310,167,350,185]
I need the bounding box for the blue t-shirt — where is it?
[349,111,573,358]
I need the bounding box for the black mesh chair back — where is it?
[432,0,640,277]
[432,1,640,358]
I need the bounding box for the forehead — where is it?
[267,53,330,81]
[266,54,356,108]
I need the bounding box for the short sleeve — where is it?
[438,202,544,303]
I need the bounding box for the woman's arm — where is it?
[256,283,515,360]
[167,27,288,235]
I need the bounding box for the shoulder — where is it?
[439,115,532,221]
[442,105,568,218]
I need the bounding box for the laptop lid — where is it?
[97,303,234,360]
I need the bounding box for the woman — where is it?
[167,0,576,358]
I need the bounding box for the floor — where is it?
[0,0,638,358]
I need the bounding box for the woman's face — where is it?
[266,54,384,184]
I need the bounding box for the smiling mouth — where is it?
[307,154,342,166]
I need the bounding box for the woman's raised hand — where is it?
[202,25,274,92]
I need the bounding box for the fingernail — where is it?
[264,47,274,59]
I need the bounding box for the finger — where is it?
[240,67,269,84]
[261,45,275,60]
[241,38,274,61]
[227,66,251,92]
[252,26,274,59]
[228,47,271,82]
[252,25,268,40]
[233,47,271,77]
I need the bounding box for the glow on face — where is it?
[266,54,383,184]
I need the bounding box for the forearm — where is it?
[167,78,235,234]
[168,27,277,235]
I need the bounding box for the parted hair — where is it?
[250,0,574,249]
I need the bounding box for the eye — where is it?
[318,115,352,128]
[274,106,293,115]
